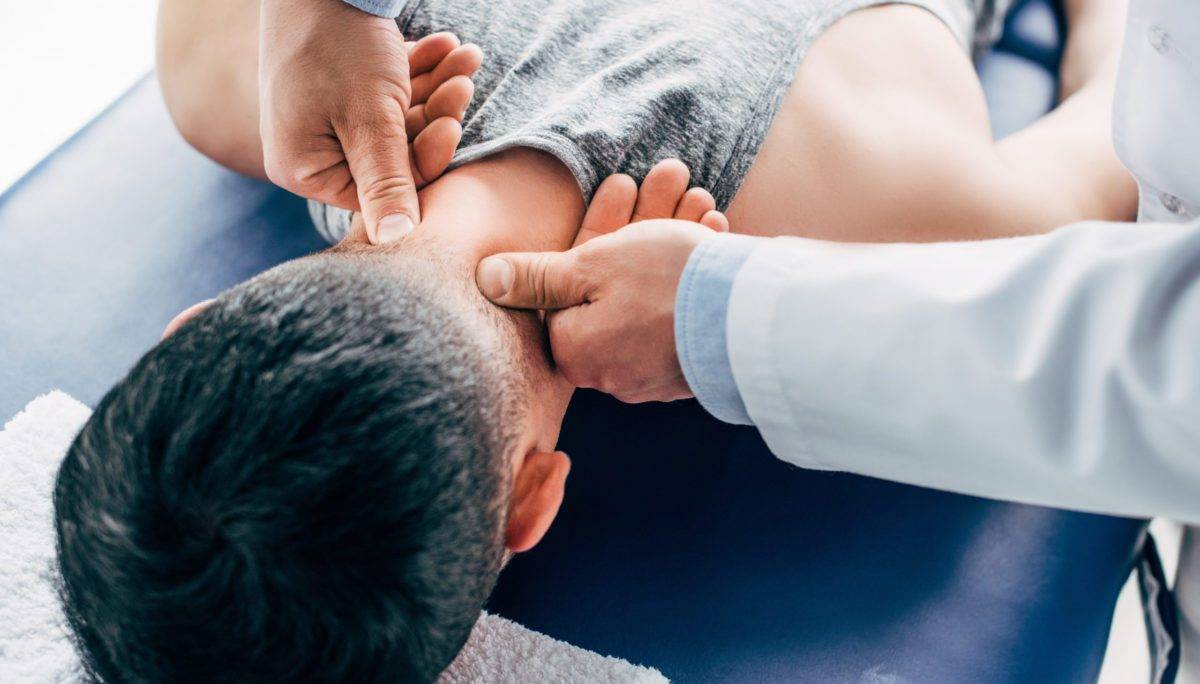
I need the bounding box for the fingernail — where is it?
[477,257,514,300]
[377,214,414,243]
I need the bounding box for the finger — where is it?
[631,159,690,222]
[339,116,421,243]
[261,132,361,211]
[410,44,483,104]
[616,385,694,404]
[545,305,597,388]
[405,104,430,139]
[674,187,716,223]
[424,74,474,122]
[406,75,473,139]
[476,250,591,310]
[699,209,730,232]
[408,32,461,77]
[410,117,462,187]
[576,174,636,247]
[611,372,694,403]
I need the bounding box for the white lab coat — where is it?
[723,0,1199,675]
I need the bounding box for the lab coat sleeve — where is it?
[675,234,758,425]
[721,219,1200,523]
[339,0,406,18]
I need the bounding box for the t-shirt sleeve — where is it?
[340,0,407,19]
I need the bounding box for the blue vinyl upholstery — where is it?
[0,1,1146,680]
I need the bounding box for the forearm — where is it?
[992,0,1136,225]
[710,219,1200,521]
[1059,0,1129,100]
[156,0,265,179]
[155,0,407,179]
[725,3,1131,246]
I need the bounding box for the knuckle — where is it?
[548,325,580,369]
[339,109,408,145]
[559,364,589,389]
[265,158,322,195]
[613,390,641,404]
[597,375,624,398]
[572,368,601,393]
[592,370,613,394]
[287,168,320,192]
[552,312,588,354]
[554,344,596,389]
[262,155,291,188]
[525,254,555,307]
[358,174,417,203]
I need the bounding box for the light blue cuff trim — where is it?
[340,0,406,18]
[675,233,757,425]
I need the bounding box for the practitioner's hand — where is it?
[260,0,476,243]
[477,160,728,403]
[479,220,712,402]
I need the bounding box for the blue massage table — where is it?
[0,1,1167,680]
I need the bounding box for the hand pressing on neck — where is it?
[476,158,728,402]
[258,0,483,243]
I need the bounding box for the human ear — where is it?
[161,299,215,340]
[505,451,570,553]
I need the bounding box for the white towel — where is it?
[0,391,667,683]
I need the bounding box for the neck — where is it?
[409,148,586,264]
[403,148,581,453]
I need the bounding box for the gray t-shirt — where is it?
[311,0,1009,242]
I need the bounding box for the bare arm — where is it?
[726,3,1136,243]
[156,0,264,179]
[993,0,1134,224]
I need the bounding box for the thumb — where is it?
[476,251,591,310]
[340,118,422,244]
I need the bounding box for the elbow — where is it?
[156,3,208,155]
[962,159,1133,239]
[154,0,265,179]
[158,73,214,163]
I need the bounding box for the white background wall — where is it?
[0,1,158,192]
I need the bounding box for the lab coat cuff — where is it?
[675,233,758,426]
[726,238,842,471]
[340,0,407,18]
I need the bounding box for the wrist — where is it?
[674,233,758,425]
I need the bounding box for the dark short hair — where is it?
[54,252,520,682]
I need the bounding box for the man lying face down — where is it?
[55,150,597,682]
[56,145,734,681]
[59,254,512,680]
[57,0,1137,679]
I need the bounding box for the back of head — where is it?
[54,252,520,682]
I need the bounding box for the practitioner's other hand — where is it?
[476,160,728,403]
[337,32,484,244]
[259,0,479,244]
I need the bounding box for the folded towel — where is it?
[0,391,667,683]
